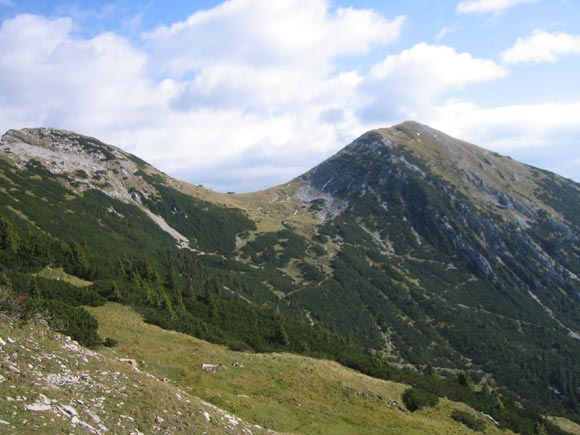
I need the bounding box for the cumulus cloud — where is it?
[0,1,404,192]
[457,0,539,14]
[146,0,403,116]
[429,100,580,181]
[145,0,404,76]
[432,100,580,148]
[1,0,576,191]
[359,43,507,122]
[0,14,164,132]
[501,29,580,63]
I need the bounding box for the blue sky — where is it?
[1,0,579,192]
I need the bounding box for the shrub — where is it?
[451,410,486,431]
[103,337,118,347]
[42,300,101,348]
[402,387,439,412]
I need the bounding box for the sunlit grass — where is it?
[89,302,513,435]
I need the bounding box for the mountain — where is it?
[292,122,580,393]
[0,123,579,434]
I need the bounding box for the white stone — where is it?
[86,410,101,424]
[6,365,20,374]
[25,403,52,412]
[37,394,51,406]
[59,404,78,417]
[78,420,100,434]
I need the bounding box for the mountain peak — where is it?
[298,121,579,235]
[0,127,159,205]
[1,127,122,161]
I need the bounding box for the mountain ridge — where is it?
[1,121,579,429]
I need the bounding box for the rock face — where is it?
[298,122,580,309]
[1,128,143,203]
[0,128,196,250]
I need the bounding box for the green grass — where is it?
[0,313,285,435]
[548,417,580,435]
[89,303,513,435]
[35,266,93,287]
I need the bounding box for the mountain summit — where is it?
[1,122,579,420]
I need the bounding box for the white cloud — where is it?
[359,43,507,122]
[428,100,580,181]
[145,0,404,77]
[457,0,539,14]
[1,1,577,191]
[435,26,456,42]
[0,14,162,131]
[0,2,403,192]
[501,29,580,63]
[432,100,580,149]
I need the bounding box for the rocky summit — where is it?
[0,121,579,434]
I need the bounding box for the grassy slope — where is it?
[549,418,580,435]
[35,266,93,287]
[89,303,513,435]
[169,177,322,237]
[0,314,280,435]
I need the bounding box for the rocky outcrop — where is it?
[0,315,288,435]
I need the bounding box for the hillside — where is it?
[0,122,579,433]
[0,312,288,435]
[0,301,516,435]
[90,302,522,435]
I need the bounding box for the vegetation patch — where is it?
[451,410,486,432]
[402,387,439,412]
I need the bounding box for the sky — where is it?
[0,0,579,192]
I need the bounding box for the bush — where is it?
[42,300,101,348]
[102,337,118,347]
[402,387,439,412]
[451,410,486,431]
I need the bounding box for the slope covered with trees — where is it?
[1,123,579,434]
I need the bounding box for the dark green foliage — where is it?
[140,183,255,255]
[309,198,325,211]
[451,410,486,432]
[74,169,89,179]
[298,262,325,282]
[242,229,309,267]
[11,275,105,307]
[402,387,439,411]
[457,372,474,389]
[1,135,579,435]
[35,299,100,348]
[103,337,118,347]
